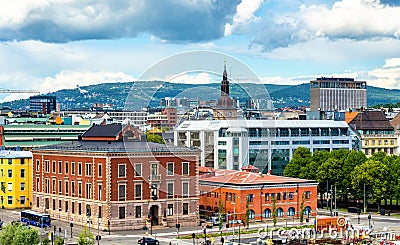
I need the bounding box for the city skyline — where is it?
[1,0,400,103]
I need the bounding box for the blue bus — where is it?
[20,210,51,228]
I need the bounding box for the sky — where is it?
[1,0,400,102]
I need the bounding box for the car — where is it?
[138,237,159,245]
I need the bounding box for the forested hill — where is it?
[1,81,400,110]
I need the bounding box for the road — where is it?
[1,208,399,245]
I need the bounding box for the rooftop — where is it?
[32,140,199,154]
[0,150,32,158]
[200,169,317,186]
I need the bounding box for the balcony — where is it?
[149,175,161,182]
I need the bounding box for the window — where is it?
[277,193,281,200]
[7,183,12,191]
[134,163,142,177]
[71,181,75,196]
[265,193,270,201]
[65,162,69,174]
[8,196,12,205]
[72,202,75,214]
[183,203,189,215]
[20,182,25,191]
[20,169,25,178]
[119,206,125,219]
[78,182,82,197]
[78,203,81,215]
[98,163,102,177]
[98,184,102,200]
[263,208,271,218]
[151,163,158,177]
[288,207,295,216]
[135,184,141,200]
[36,160,40,172]
[182,182,189,198]
[45,160,50,173]
[289,192,294,200]
[283,193,287,200]
[36,178,40,192]
[118,164,126,178]
[85,163,92,176]
[78,162,82,176]
[8,170,12,178]
[53,199,56,210]
[52,161,56,173]
[18,196,24,205]
[305,191,311,199]
[182,162,189,175]
[59,200,62,211]
[167,204,173,216]
[71,162,75,175]
[99,206,102,218]
[167,183,174,199]
[52,180,56,194]
[119,185,126,201]
[167,162,174,176]
[58,180,62,194]
[65,181,69,195]
[249,210,255,219]
[58,161,62,174]
[85,183,92,199]
[135,206,141,218]
[247,194,253,202]
[65,201,69,212]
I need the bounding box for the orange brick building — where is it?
[199,167,318,223]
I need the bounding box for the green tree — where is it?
[341,150,367,205]
[0,222,40,245]
[351,159,389,211]
[271,197,277,227]
[146,133,165,144]
[77,226,95,245]
[55,236,64,245]
[284,147,312,177]
[299,194,305,224]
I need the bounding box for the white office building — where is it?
[174,120,352,175]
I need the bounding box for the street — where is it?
[1,208,399,245]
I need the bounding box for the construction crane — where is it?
[0,89,40,93]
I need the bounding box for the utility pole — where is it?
[326,180,329,210]
[363,182,366,213]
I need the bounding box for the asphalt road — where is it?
[1,208,399,245]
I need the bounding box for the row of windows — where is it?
[249,140,349,146]
[0,158,28,165]
[0,168,26,178]
[118,182,191,201]
[117,162,190,178]
[0,195,26,205]
[364,139,395,146]
[39,178,101,200]
[39,160,103,177]
[1,182,26,192]
[202,191,311,202]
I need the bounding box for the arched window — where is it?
[288,207,295,216]
[277,208,284,217]
[304,206,311,215]
[249,210,255,219]
[263,208,271,218]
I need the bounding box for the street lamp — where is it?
[58,207,61,237]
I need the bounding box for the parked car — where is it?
[138,237,159,245]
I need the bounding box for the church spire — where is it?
[221,62,229,96]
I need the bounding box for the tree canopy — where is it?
[0,222,40,245]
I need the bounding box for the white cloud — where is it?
[367,58,400,88]
[166,72,214,84]
[224,0,263,36]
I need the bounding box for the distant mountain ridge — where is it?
[1,81,400,111]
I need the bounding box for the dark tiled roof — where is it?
[349,111,393,130]
[82,124,122,137]
[32,140,199,154]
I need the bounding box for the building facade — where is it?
[174,120,352,175]
[29,95,57,115]
[349,110,397,156]
[0,150,33,209]
[199,168,318,223]
[32,126,200,231]
[0,124,90,150]
[310,77,367,112]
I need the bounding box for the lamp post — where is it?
[97,214,100,245]
[58,207,61,237]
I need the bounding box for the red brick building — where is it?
[32,124,200,230]
[199,168,318,223]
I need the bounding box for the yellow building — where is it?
[0,150,32,209]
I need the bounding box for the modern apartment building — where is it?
[31,124,200,231]
[310,77,367,112]
[174,119,352,175]
[29,95,57,115]
[348,110,397,156]
[0,150,33,209]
